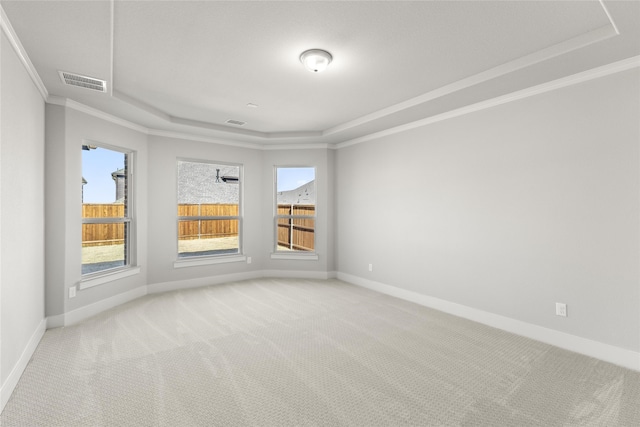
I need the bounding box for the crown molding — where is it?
[106,20,619,143]
[46,94,330,150]
[45,95,327,150]
[114,90,324,140]
[47,95,149,134]
[147,129,263,150]
[266,130,323,139]
[148,129,329,151]
[40,55,640,152]
[113,90,172,122]
[6,0,634,153]
[0,4,318,146]
[114,90,275,139]
[170,116,266,138]
[325,24,618,137]
[0,5,48,101]
[335,55,640,149]
[261,143,329,151]
[598,0,620,35]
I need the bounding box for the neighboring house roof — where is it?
[177,161,239,204]
[277,180,315,205]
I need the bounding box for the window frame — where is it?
[273,166,317,258]
[175,158,244,264]
[81,141,137,283]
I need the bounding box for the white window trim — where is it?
[174,254,247,269]
[274,166,317,255]
[79,266,141,290]
[81,140,137,280]
[270,252,319,261]
[176,158,244,263]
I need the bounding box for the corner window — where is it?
[82,144,133,275]
[177,160,242,258]
[275,167,315,252]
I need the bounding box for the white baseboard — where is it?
[337,272,640,372]
[9,271,634,417]
[147,270,263,294]
[148,270,335,293]
[42,271,639,372]
[49,286,148,328]
[1,318,46,412]
[46,313,65,329]
[48,271,336,328]
[262,269,335,280]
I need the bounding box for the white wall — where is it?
[41,120,336,312]
[43,104,66,316]
[35,66,640,367]
[146,137,335,288]
[146,135,263,287]
[2,8,638,403]
[1,30,45,403]
[336,69,640,353]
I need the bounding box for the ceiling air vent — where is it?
[59,71,107,92]
[225,119,246,126]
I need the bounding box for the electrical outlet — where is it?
[247,256,252,264]
[555,302,567,317]
[69,286,77,299]
[368,263,373,272]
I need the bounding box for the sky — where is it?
[82,149,315,203]
[82,147,124,203]
[277,167,315,192]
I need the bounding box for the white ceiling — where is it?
[2,0,639,147]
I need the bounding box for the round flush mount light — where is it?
[299,49,333,73]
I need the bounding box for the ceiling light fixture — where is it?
[299,49,333,73]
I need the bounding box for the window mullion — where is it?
[178,216,239,221]
[82,217,130,224]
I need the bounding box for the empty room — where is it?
[1,0,639,425]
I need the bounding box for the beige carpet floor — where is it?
[2,278,639,426]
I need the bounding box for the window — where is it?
[82,144,133,275]
[275,167,315,252]
[177,160,241,258]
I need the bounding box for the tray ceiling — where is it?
[2,0,639,146]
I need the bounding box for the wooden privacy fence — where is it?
[277,204,315,251]
[83,203,316,251]
[178,204,239,240]
[82,203,241,247]
[82,204,125,247]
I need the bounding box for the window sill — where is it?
[174,254,247,269]
[79,266,141,290]
[270,252,319,261]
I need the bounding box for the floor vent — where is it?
[59,71,107,92]
[225,119,246,126]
